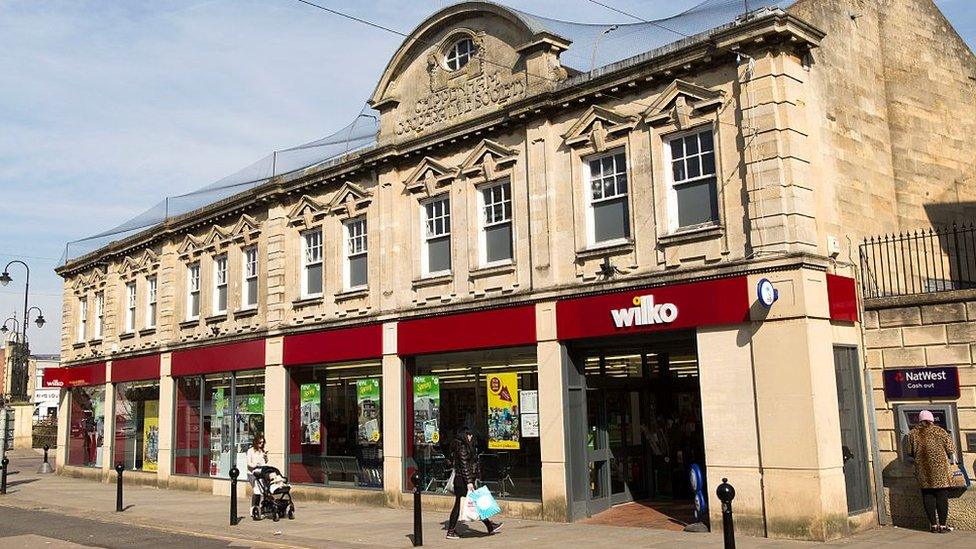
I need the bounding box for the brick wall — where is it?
[864,290,976,528]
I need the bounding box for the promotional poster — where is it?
[413,375,440,445]
[357,379,381,444]
[486,373,519,449]
[300,383,322,445]
[142,400,159,472]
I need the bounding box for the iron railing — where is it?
[859,223,976,298]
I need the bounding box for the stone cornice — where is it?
[57,11,823,277]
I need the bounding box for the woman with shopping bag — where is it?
[445,427,503,540]
[909,410,958,533]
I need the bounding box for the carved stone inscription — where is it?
[396,72,526,136]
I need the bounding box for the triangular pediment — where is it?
[404,157,457,196]
[202,226,229,248]
[119,249,159,277]
[230,214,260,237]
[75,265,107,292]
[563,105,638,149]
[177,234,202,257]
[643,79,724,127]
[459,139,518,180]
[286,195,328,227]
[327,182,373,219]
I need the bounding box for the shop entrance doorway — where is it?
[570,334,704,527]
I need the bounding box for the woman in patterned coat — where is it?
[908,410,955,533]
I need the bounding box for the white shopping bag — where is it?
[460,493,481,522]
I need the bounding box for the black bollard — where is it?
[115,464,124,512]
[37,444,53,474]
[410,471,423,547]
[716,478,736,549]
[1,456,8,495]
[229,467,240,526]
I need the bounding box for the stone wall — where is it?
[863,290,976,528]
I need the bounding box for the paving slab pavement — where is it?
[1,449,973,548]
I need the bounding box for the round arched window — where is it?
[445,38,476,71]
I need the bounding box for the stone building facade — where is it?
[50,0,975,542]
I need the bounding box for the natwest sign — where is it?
[557,277,750,341]
[611,294,679,328]
[883,366,960,400]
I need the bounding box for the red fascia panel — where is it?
[827,274,859,323]
[171,338,266,377]
[283,324,383,366]
[111,354,161,383]
[397,305,537,356]
[557,276,751,341]
[44,361,107,388]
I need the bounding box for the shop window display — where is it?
[113,381,160,472]
[288,362,383,488]
[67,386,105,467]
[407,347,541,500]
[173,371,265,478]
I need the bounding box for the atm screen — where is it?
[906,409,949,431]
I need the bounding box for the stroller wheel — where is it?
[287,508,295,520]
[271,509,280,522]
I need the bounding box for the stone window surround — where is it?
[658,121,725,238]
[116,249,162,338]
[570,133,637,257]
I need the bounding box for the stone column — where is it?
[536,301,569,521]
[11,401,35,450]
[746,269,848,541]
[101,362,115,480]
[56,387,70,470]
[381,321,404,507]
[697,325,766,536]
[156,353,174,484]
[264,336,287,471]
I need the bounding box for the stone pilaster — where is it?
[536,301,569,521]
[381,321,404,506]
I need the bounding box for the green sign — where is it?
[214,388,226,418]
[413,375,440,445]
[357,379,381,444]
[241,394,264,414]
[300,383,321,404]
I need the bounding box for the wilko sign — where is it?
[42,362,106,388]
[883,367,960,400]
[611,295,679,328]
[556,277,750,341]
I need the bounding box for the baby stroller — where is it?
[252,466,295,521]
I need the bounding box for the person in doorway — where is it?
[908,410,955,533]
[445,427,502,540]
[247,434,269,520]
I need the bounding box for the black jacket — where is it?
[449,435,479,486]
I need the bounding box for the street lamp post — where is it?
[0,261,45,402]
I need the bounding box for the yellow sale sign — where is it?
[486,372,520,450]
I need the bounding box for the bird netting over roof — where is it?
[62,0,794,265]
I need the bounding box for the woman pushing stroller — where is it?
[445,427,502,540]
[247,435,269,520]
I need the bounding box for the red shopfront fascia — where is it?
[43,361,106,388]
[171,338,266,377]
[397,304,537,356]
[111,354,161,383]
[556,276,751,341]
[283,323,383,367]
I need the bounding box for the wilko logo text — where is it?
[611,295,679,328]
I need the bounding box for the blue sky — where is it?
[1,0,973,355]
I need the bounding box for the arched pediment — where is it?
[368,2,569,140]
